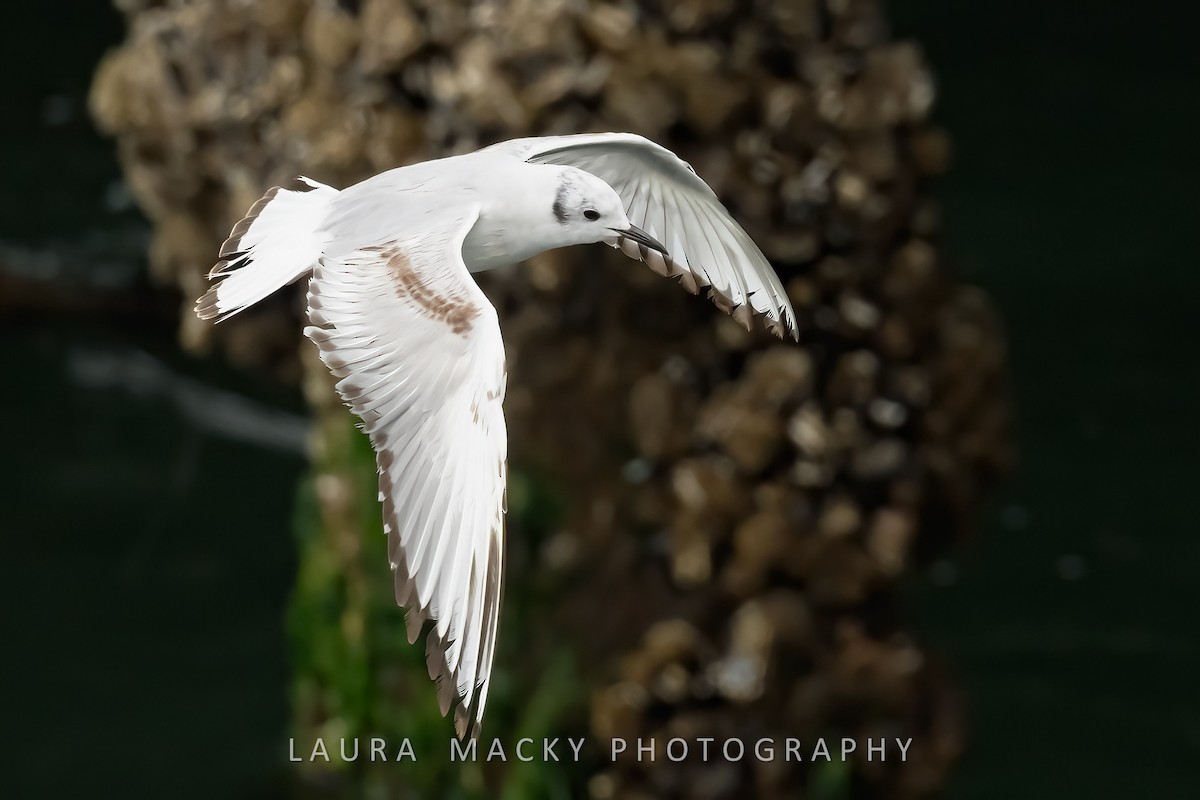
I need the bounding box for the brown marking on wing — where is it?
[376,245,480,335]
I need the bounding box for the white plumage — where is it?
[196,133,796,738]
[489,133,796,336]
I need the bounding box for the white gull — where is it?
[196,132,797,738]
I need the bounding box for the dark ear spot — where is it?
[552,184,569,224]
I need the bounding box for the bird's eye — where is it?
[583,209,600,221]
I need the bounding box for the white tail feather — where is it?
[196,177,338,321]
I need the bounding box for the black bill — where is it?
[615,225,669,256]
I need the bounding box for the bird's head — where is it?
[549,166,667,255]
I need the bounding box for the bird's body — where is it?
[197,133,795,738]
[325,153,584,272]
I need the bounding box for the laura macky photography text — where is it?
[289,736,914,764]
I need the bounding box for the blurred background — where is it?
[3,1,1196,798]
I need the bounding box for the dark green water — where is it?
[894,2,1200,796]
[3,1,1196,797]
[2,4,304,797]
[3,317,305,798]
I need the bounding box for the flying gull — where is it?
[196,132,797,738]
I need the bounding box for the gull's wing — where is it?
[490,133,797,339]
[304,204,507,739]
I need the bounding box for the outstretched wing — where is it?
[304,204,507,739]
[491,133,797,339]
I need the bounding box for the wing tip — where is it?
[195,285,224,321]
[404,606,426,644]
[764,306,800,341]
[618,235,798,340]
